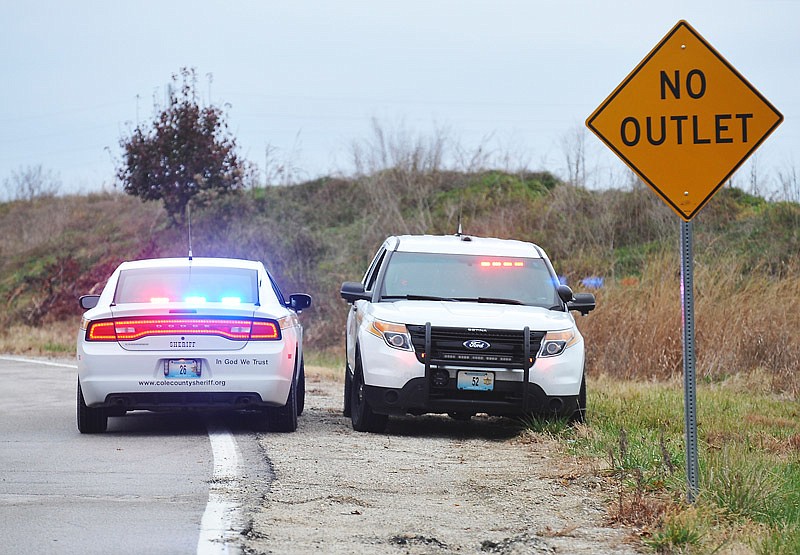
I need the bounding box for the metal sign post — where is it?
[680,220,699,502]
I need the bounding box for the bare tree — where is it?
[748,153,762,197]
[777,161,799,202]
[2,165,61,201]
[561,126,587,187]
[351,119,449,235]
[262,136,306,187]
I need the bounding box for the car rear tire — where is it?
[266,370,298,433]
[350,356,388,433]
[296,357,305,417]
[77,380,107,434]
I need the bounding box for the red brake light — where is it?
[87,321,117,341]
[250,319,280,340]
[85,317,281,342]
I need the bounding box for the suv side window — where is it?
[363,248,387,293]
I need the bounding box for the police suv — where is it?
[340,234,595,432]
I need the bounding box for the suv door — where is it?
[346,247,387,367]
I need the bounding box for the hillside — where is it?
[1,171,798,394]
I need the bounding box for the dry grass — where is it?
[305,364,342,383]
[579,254,800,396]
[0,317,79,357]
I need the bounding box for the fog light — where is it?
[431,369,449,387]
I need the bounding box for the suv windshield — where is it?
[114,267,259,304]
[380,252,559,308]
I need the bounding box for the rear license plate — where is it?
[164,359,201,379]
[457,371,494,391]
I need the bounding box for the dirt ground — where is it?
[241,368,641,555]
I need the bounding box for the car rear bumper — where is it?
[98,391,267,411]
[77,339,296,408]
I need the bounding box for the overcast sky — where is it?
[1,1,797,196]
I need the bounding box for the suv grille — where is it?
[407,325,545,369]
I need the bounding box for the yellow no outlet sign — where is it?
[587,20,783,220]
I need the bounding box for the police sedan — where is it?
[76,257,310,433]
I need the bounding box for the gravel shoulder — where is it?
[242,368,641,555]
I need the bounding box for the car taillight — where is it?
[84,317,282,342]
[250,319,280,340]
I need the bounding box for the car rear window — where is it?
[114,267,259,304]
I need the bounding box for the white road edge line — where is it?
[0,355,243,553]
[197,422,243,555]
[0,355,77,369]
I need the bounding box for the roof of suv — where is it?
[389,235,545,258]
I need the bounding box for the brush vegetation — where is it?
[532,376,800,554]
[1,162,798,553]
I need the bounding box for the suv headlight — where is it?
[367,318,412,351]
[539,329,579,357]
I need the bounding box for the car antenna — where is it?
[187,202,193,260]
[455,197,470,240]
[455,195,463,236]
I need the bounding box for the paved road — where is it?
[0,356,263,554]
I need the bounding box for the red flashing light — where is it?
[85,317,281,342]
[479,260,525,268]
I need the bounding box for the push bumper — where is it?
[362,377,579,418]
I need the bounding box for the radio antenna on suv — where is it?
[455,197,464,237]
[455,202,471,241]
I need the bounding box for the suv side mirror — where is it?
[556,285,573,303]
[79,295,100,310]
[340,281,371,303]
[288,293,312,312]
[568,293,596,316]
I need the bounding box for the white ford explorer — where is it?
[340,234,596,432]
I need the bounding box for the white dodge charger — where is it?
[76,257,310,433]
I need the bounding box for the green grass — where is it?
[553,375,800,553]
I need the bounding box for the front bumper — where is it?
[363,378,579,418]
[357,325,584,417]
[359,329,585,396]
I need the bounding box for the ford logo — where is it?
[463,339,491,350]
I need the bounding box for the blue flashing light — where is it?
[581,276,604,289]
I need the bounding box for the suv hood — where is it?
[368,300,575,331]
